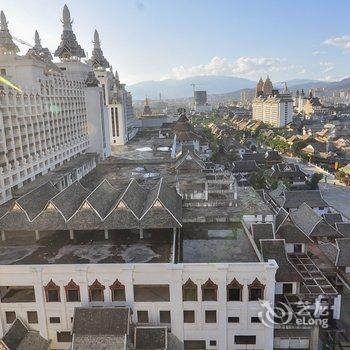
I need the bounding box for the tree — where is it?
[249,170,267,189]
[291,140,308,157]
[306,173,323,190]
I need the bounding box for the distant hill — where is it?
[127,75,332,100]
[127,75,256,100]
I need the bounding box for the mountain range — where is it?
[127,75,350,101]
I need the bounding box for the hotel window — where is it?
[228,316,239,323]
[234,335,256,345]
[88,279,105,302]
[57,331,72,343]
[184,310,195,323]
[209,340,217,346]
[159,310,171,324]
[251,317,261,323]
[137,311,149,323]
[44,280,60,302]
[134,285,170,302]
[49,317,61,324]
[201,279,217,301]
[27,311,38,324]
[110,279,126,302]
[182,278,197,301]
[64,280,80,302]
[248,278,265,301]
[205,310,217,323]
[5,311,16,324]
[283,283,293,294]
[227,278,243,301]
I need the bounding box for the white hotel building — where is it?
[0,6,136,205]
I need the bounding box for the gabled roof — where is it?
[275,207,289,231]
[232,160,259,173]
[241,152,266,164]
[121,179,149,219]
[73,307,130,336]
[311,220,343,238]
[276,217,313,244]
[336,238,350,267]
[335,223,350,238]
[1,318,50,350]
[175,149,205,170]
[323,213,343,227]
[260,239,303,282]
[290,203,322,236]
[50,181,91,221]
[283,190,329,209]
[86,179,123,220]
[16,182,59,221]
[251,223,274,249]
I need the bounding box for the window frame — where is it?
[109,279,126,302]
[64,280,81,302]
[88,279,105,302]
[201,278,218,302]
[227,278,243,301]
[205,310,217,323]
[184,310,195,323]
[27,311,38,324]
[248,278,265,301]
[44,280,60,302]
[182,278,198,302]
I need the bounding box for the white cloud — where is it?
[162,56,299,80]
[319,61,335,73]
[323,36,350,49]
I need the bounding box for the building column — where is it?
[1,230,5,241]
[31,267,49,340]
[35,230,40,241]
[217,268,228,350]
[77,268,89,306]
[69,230,74,240]
[139,228,144,239]
[168,266,184,341]
[104,229,109,240]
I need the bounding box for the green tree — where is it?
[250,170,267,189]
[291,140,308,157]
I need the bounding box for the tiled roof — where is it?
[134,327,167,349]
[336,238,350,267]
[73,307,130,336]
[251,223,274,249]
[276,217,313,244]
[283,190,329,209]
[290,203,322,236]
[232,160,259,173]
[335,223,350,238]
[275,207,288,231]
[260,239,302,282]
[16,182,59,221]
[323,213,343,227]
[1,319,50,350]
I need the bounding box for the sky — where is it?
[2,0,350,85]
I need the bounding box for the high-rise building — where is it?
[193,90,212,113]
[252,77,293,127]
[0,6,111,204]
[90,30,137,145]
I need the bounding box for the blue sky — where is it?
[2,0,350,84]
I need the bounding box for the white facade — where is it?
[0,261,278,350]
[252,93,293,127]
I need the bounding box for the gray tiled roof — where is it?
[336,238,350,267]
[51,181,91,221]
[311,220,343,238]
[275,207,288,231]
[290,203,322,236]
[232,160,259,173]
[318,242,338,265]
[175,149,205,170]
[72,335,125,350]
[323,213,343,227]
[16,182,59,221]
[283,190,329,209]
[251,223,274,249]
[135,327,167,349]
[276,218,313,244]
[335,223,350,238]
[121,179,148,219]
[241,152,266,164]
[1,319,50,350]
[73,307,130,336]
[260,239,302,282]
[86,179,122,219]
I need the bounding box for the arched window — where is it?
[110,279,126,302]
[64,280,80,302]
[201,278,218,301]
[227,278,243,301]
[89,279,105,302]
[248,278,265,301]
[44,280,60,302]
[182,278,197,301]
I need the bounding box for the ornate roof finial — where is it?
[90,29,109,69]
[34,30,42,49]
[93,29,100,48]
[54,5,85,60]
[1,10,8,31]
[0,10,19,54]
[62,4,73,30]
